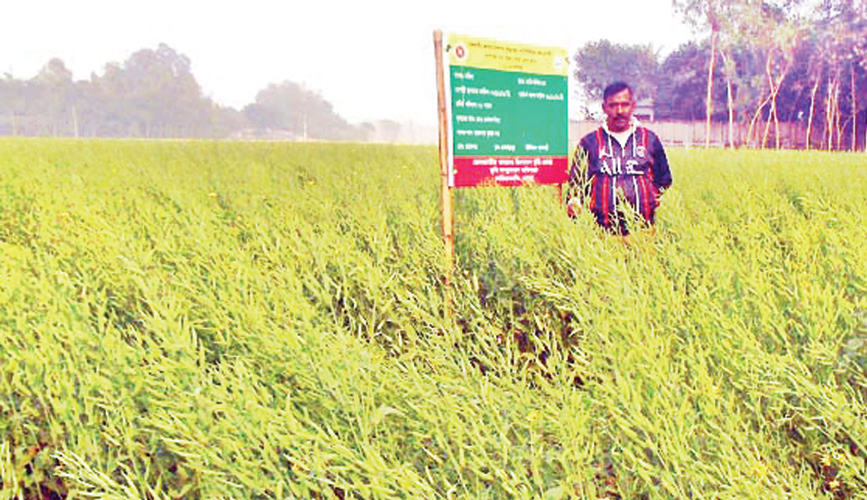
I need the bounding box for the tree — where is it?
[738,1,805,149]
[572,40,661,104]
[798,0,867,150]
[656,42,723,121]
[243,81,360,141]
[0,75,26,135]
[118,43,210,136]
[673,0,729,147]
[85,62,129,136]
[856,1,867,151]
[0,43,389,141]
[31,58,76,136]
[673,0,767,148]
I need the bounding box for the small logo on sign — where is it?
[554,57,564,71]
[455,44,467,60]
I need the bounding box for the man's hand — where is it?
[567,197,582,218]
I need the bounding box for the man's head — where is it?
[602,81,635,132]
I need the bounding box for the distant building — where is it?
[230,128,297,140]
[635,98,655,122]
[574,97,655,123]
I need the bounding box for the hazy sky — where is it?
[2,0,696,126]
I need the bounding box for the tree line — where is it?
[4,1,866,148]
[573,0,867,150]
[0,43,401,141]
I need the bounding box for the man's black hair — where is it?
[603,82,633,101]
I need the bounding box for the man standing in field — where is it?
[568,81,672,235]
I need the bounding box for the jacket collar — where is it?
[601,117,641,137]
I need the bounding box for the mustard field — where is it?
[0,139,865,499]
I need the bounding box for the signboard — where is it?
[443,33,569,187]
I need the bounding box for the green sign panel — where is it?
[450,66,568,158]
[444,33,569,187]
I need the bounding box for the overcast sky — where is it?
[2,0,697,126]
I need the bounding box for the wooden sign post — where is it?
[434,30,456,286]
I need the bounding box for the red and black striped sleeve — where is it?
[648,131,672,194]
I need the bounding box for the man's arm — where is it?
[650,133,672,194]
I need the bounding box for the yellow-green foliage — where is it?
[0,140,865,499]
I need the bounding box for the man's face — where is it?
[603,88,635,132]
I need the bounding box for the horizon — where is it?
[3,0,696,127]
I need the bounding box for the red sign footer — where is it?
[452,156,568,187]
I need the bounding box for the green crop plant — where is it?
[0,139,864,499]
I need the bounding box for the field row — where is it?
[0,140,865,499]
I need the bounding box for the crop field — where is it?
[0,139,865,499]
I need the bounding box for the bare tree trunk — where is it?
[705,29,718,149]
[836,88,843,150]
[768,78,787,150]
[760,49,791,150]
[720,48,736,149]
[762,51,774,149]
[726,78,735,148]
[852,65,857,152]
[72,103,79,139]
[748,63,774,149]
[834,71,843,150]
[748,95,771,148]
[825,75,833,151]
[826,73,841,151]
[771,88,782,149]
[806,75,820,151]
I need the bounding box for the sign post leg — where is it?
[435,30,455,324]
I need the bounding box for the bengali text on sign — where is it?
[445,33,569,188]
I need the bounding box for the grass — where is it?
[0,139,865,499]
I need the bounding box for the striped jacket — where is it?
[569,123,672,233]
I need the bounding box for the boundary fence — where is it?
[569,120,867,151]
